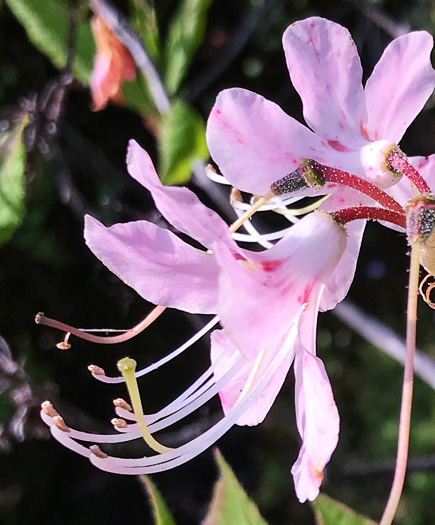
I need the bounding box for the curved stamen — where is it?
[91,316,220,383]
[35,305,166,345]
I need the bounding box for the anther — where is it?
[230,188,243,207]
[90,445,108,459]
[111,418,128,429]
[56,332,71,351]
[113,398,132,411]
[52,415,70,432]
[88,364,105,375]
[41,400,59,418]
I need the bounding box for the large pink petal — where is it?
[84,215,219,314]
[206,88,325,195]
[291,343,339,503]
[126,140,232,249]
[318,187,367,311]
[364,32,435,143]
[283,17,366,147]
[215,212,347,360]
[210,330,295,426]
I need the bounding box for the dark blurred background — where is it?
[1,0,435,523]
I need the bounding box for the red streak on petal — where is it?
[327,140,351,152]
[233,253,248,262]
[360,121,370,141]
[298,280,315,305]
[261,259,283,272]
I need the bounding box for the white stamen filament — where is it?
[40,319,299,473]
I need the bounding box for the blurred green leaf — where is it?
[6,0,95,84]
[140,475,176,525]
[164,0,212,94]
[129,0,160,61]
[311,494,377,525]
[0,118,26,247]
[202,450,268,525]
[159,98,208,185]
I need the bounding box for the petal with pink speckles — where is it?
[364,32,435,143]
[206,88,326,195]
[84,215,220,314]
[283,17,367,147]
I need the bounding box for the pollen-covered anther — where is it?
[88,364,105,375]
[111,418,128,429]
[270,162,312,196]
[41,400,59,418]
[52,415,70,432]
[113,398,132,411]
[90,445,108,459]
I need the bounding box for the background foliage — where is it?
[1,0,435,524]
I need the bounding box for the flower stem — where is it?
[387,150,431,194]
[379,240,421,525]
[332,206,406,229]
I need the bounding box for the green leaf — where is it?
[164,0,213,94]
[0,118,27,247]
[140,475,176,525]
[5,0,95,85]
[128,0,160,62]
[202,450,268,525]
[159,99,208,185]
[311,494,377,525]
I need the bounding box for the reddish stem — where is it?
[319,165,404,213]
[332,206,406,228]
[387,150,432,194]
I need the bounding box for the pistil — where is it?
[117,357,173,454]
[271,159,404,213]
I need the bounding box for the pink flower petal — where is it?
[318,187,367,311]
[283,17,367,147]
[84,215,219,314]
[126,140,233,249]
[291,343,339,503]
[215,212,347,360]
[206,88,325,195]
[364,32,435,142]
[210,330,296,426]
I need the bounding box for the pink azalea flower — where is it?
[206,17,434,312]
[90,15,136,111]
[42,140,346,501]
[206,16,434,195]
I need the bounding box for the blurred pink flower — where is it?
[42,140,346,501]
[90,15,136,111]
